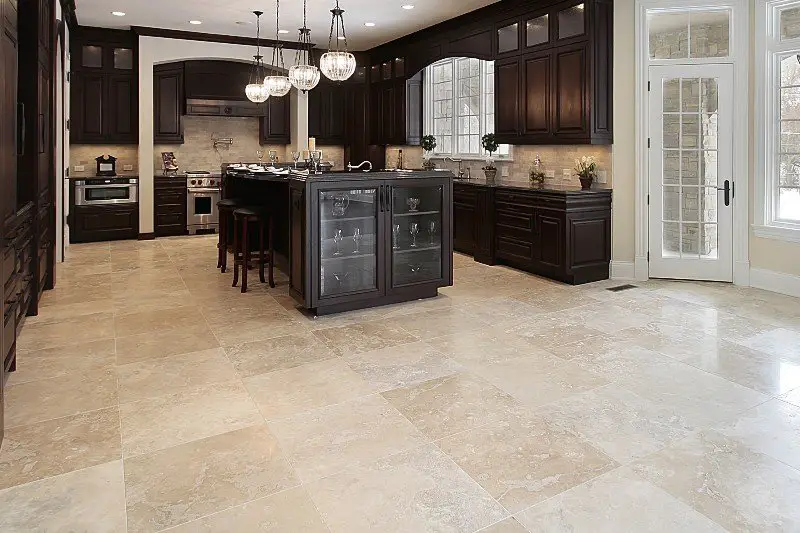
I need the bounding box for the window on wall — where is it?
[424,57,510,159]
[758,0,800,237]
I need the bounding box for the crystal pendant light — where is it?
[245,11,270,103]
[320,0,356,81]
[288,0,320,92]
[263,0,292,97]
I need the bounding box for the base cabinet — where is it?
[453,183,611,284]
[291,174,453,315]
[154,178,187,237]
[70,205,138,243]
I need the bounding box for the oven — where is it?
[74,178,138,206]
[186,174,221,234]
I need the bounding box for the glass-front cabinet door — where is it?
[390,184,446,287]
[317,186,383,301]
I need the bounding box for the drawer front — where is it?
[496,189,536,206]
[496,237,535,262]
[155,189,186,205]
[155,212,186,227]
[453,186,477,204]
[496,209,534,231]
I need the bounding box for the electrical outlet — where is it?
[74,165,85,172]
[123,164,134,171]
[501,166,509,177]
[546,170,555,178]
[596,170,608,184]
[562,169,571,179]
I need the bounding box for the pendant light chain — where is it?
[246,11,269,103]
[289,0,321,92]
[264,0,292,96]
[321,0,357,81]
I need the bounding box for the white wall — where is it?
[55,4,69,258]
[137,37,308,234]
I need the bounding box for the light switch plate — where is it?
[123,164,134,171]
[596,170,608,184]
[563,169,572,179]
[74,165,85,172]
[546,170,556,178]
[501,166,509,177]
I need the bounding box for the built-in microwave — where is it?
[74,178,138,206]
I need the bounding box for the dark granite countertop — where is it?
[453,177,612,195]
[154,171,222,178]
[225,169,456,183]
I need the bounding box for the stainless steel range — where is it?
[186,171,221,235]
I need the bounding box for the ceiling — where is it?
[74,0,502,50]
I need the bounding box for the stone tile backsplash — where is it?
[154,116,287,172]
[70,145,140,177]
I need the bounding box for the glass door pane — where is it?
[391,185,444,286]
[660,76,720,259]
[319,188,379,298]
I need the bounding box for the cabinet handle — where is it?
[379,186,384,212]
[17,103,25,156]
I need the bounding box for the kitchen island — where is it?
[223,168,454,315]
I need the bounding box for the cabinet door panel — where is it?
[260,95,290,144]
[495,59,520,136]
[554,44,588,135]
[107,74,136,142]
[381,85,396,144]
[2,28,18,223]
[453,202,475,254]
[537,211,564,269]
[523,53,550,135]
[153,66,183,143]
[75,74,105,142]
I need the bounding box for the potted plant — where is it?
[481,133,499,181]
[420,135,437,170]
[575,156,597,190]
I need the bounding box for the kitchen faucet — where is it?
[347,161,373,172]
[445,157,464,179]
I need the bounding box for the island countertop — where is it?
[452,177,612,195]
[224,169,455,183]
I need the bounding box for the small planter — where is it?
[579,175,594,190]
[484,167,498,182]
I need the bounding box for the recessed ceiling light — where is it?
[235,21,251,25]
[337,36,346,40]
[111,11,125,17]
[364,22,375,27]
[278,29,290,34]
[402,4,415,9]
[189,20,202,25]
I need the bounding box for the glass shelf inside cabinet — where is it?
[319,188,379,298]
[391,185,444,286]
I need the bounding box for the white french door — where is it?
[648,64,734,282]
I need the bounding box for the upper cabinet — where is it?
[368,57,422,146]
[493,0,612,145]
[260,95,291,145]
[70,28,138,144]
[308,79,346,145]
[153,63,184,144]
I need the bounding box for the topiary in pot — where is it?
[420,135,437,170]
[481,133,499,181]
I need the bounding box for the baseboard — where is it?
[611,261,636,280]
[138,233,156,241]
[750,268,800,298]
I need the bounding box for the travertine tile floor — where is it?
[2,235,800,532]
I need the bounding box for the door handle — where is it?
[379,186,384,212]
[717,180,732,207]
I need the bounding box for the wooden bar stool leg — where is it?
[258,218,266,284]
[218,210,227,272]
[241,217,249,293]
[268,214,275,288]
[231,214,240,287]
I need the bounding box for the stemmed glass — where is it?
[256,150,264,167]
[409,223,420,248]
[352,228,363,254]
[291,151,300,169]
[429,221,438,245]
[392,224,400,250]
[268,150,278,165]
[311,151,323,174]
[333,229,344,256]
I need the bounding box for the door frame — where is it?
[634,0,750,285]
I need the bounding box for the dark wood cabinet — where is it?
[154,64,184,143]
[523,52,551,135]
[495,59,520,137]
[70,28,138,144]
[154,178,187,237]
[367,58,422,147]
[454,183,611,284]
[308,80,345,145]
[260,92,291,145]
[71,204,139,243]
[553,43,588,137]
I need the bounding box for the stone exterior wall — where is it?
[649,20,729,59]
[782,6,800,40]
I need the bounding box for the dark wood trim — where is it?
[138,232,156,241]
[59,0,77,30]
[131,26,312,51]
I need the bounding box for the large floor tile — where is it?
[313,318,419,356]
[468,355,609,410]
[633,430,800,533]
[478,518,529,533]
[736,328,800,361]
[224,332,334,378]
[114,305,199,337]
[244,357,376,420]
[437,410,617,513]
[715,399,800,471]
[208,310,307,346]
[268,394,428,483]
[392,309,491,340]
[0,461,127,533]
[538,383,695,463]
[15,312,115,352]
[116,348,238,403]
[516,467,727,533]
[115,323,220,365]
[5,368,119,427]
[124,425,299,533]
[119,381,263,456]
[425,330,548,369]
[166,486,329,533]
[343,341,463,391]
[24,299,115,326]
[306,444,507,533]
[382,372,523,441]
[0,407,121,490]
[7,338,116,386]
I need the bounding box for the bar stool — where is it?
[217,198,245,272]
[231,206,275,293]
